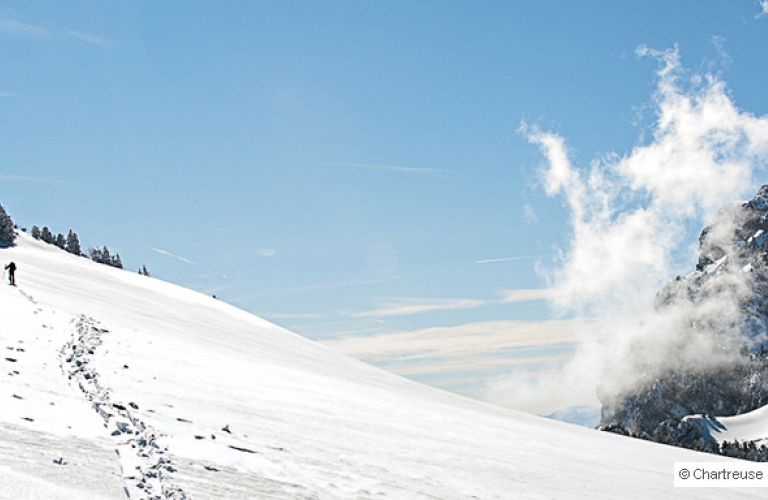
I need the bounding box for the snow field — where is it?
[0,233,762,499]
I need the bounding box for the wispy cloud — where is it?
[321,162,455,179]
[343,289,553,322]
[63,28,113,47]
[253,275,403,298]
[523,203,538,223]
[353,297,485,318]
[476,253,557,264]
[151,247,197,265]
[0,16,55,39]
[499,288,555,303]
[254,248,276,258]
[0,15,112,46]
[262,312,327,320]
[321,318,600,406]
[0,175,62,183]
[322,318,591,361]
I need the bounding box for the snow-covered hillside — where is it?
[685,405,768,448]
[0,233,755,499]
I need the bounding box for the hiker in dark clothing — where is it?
[5,261,15,286]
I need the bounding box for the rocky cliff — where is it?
[598,186,768,459]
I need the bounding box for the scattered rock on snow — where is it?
[229,445,257,454]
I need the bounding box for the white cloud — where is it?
[322,317,607,412]
[526,45,768,317]
[0,175,61,183]
[321,162,455,179]
[151,247,197,265]
[476,254,556,264]
[0,15,111,47]
[0,16,55,39]
[322,318,591,360]
[259,275,401,297]
[477,314,642,414]
[756,1,768,18]
[353,297,485,318]
[262,312,326,319]
[498,288,554,303]
[512,45,768,414]
[254,248,276,257]
[63,28,112,47]
[523,203,538,223]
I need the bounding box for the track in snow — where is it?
[60,315,189,500]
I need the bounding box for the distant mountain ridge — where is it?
[544,405,601,428]
[598,185,768,460]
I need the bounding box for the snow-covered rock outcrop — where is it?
[599,185,768,460]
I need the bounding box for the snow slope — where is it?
[0,233,757,499]
[688,404,768,447]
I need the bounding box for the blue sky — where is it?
[2,1,768,412]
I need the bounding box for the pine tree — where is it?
[0,202,15,244]
[90,246,109,264]
[55,233,66,249]
[30,225,41,240]
[90,246,123,269]
[139,265,150,277]
[65,230,81,256]
[41,226,54,244]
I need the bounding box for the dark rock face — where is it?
[598,185,768,458]
[599,352,768,437]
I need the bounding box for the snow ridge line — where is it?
[60,315,189,500]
